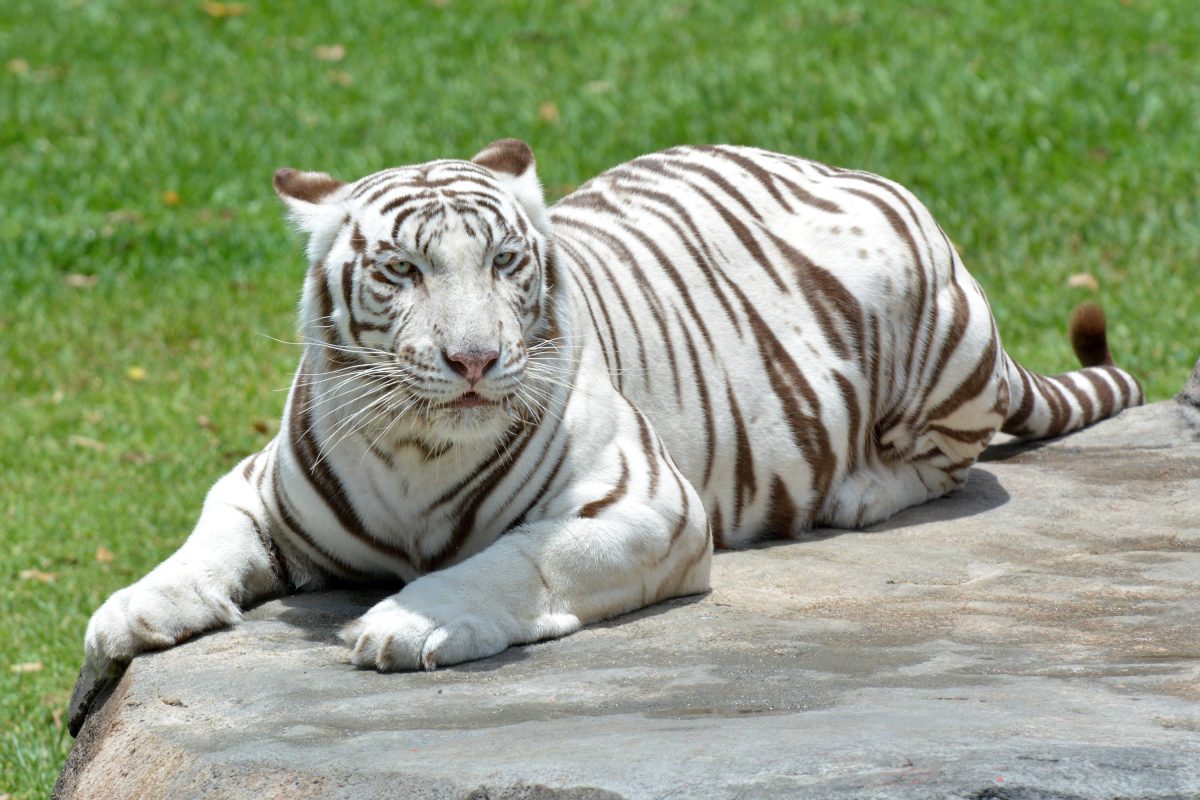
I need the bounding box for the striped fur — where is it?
[82,140,1141,675]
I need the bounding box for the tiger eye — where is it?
[381,260,419,283]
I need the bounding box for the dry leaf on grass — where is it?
[65,273,100,288]
[201,1,246,17]
[197,414,215,431]
[1067,273,1099,290]
[96,546,115,563]
[68,435,107,452]
[538,101,560,124]
[19,570,58,583]
[126,365,147,381]
[315,44,345,62]
[162,190,181,206]
[11,662,44,673]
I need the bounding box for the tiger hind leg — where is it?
[820,459,968,530]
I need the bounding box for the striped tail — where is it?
[1002,303,1144,440]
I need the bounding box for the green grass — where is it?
[2,1,1197,795]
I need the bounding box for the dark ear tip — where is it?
[272,168,344,203]
[273,168,298,194]
[472,138,535,175]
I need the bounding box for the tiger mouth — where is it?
[441,391,499,410]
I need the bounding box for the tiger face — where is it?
[274,140,558,446]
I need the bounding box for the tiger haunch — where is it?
[79,141,1139,687]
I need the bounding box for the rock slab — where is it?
[56,398,1200,799]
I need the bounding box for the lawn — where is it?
[2,1,1197,795]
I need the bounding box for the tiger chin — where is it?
[75,138,1142,731]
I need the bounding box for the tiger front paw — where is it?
[340,593,513,672]
[84,578,242,676]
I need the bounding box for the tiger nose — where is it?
[444,349,500,386]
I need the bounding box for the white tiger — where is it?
[78,139,1141,710]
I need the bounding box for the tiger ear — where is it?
[471,139,552,236]
[273,168,349,261]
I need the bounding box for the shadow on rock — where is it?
[268,589,537,672]
[864,467,1011,533]
[270,590,392,645]
[978,435,1060,462]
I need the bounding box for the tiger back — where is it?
[553,144,1142,541]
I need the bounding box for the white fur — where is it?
[82,143,1136,680]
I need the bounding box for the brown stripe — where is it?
[557,218,681,398]
[843,186,930,394]
[1003,363,1036,434]
[724,279,836,519]
[927,424,997,445]
[765,474,798,537]
[1035,373,1070,433]
[288,379,417,571]
[608,158,790,294]
[351,167,408,199]
[576,235,648,382]
[389,203,423,240]
[270,460,370,580]
[431,427,541,570]
[654,153,765,221]
[619,221,717,354]
[710,503,726,549]
[1099,365,1133,408]
[694,145,793,212]
[688,183,791,294]
[231,505,292,593]
[652,466,693,568]
[241,451,261,481]
[563,252,623,384]
[924,336,998,425]
[424,424,525,513]
[579,450,630,519]
[653,512,709,601]
[631,406,660,499]
[832,371,862,474]
[1057,374,1094,424]
[1081,368,1117,417]
[761,228,863,360]
[725,382,757,531]
[601,179,744,338]
[694,145,844,214]
[675,308,717,488]
[865,313,882,459]
[511,442,572,529]
[920,280,970,412]
[564,240,623,365]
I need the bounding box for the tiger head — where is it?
[274,139,562,447]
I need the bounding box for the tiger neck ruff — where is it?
[78,139,1141,693]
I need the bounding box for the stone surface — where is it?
[57,399,1200,800]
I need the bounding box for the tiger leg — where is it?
[820,460,963,529]
[83,454,288,677]
[823,376,1006,529]
[341,446,712,671]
